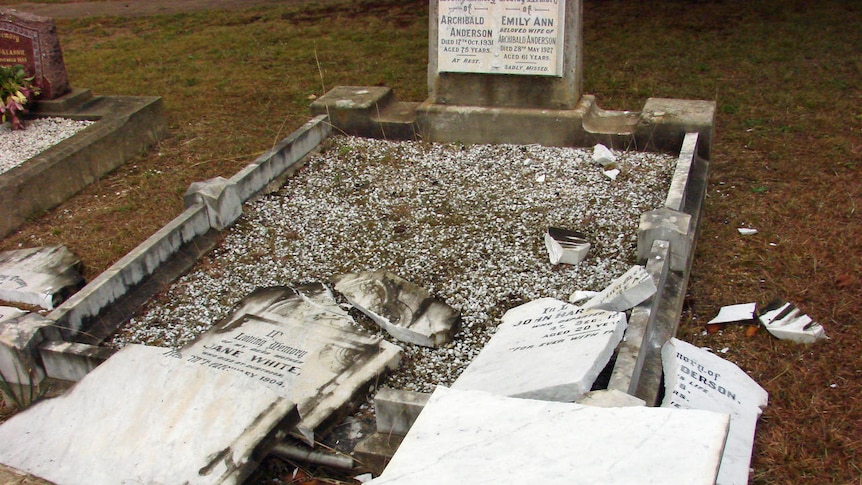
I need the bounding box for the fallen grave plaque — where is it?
[662,338,768,485]
[0,345,299,485]
[437,0,566,76]
[0,10,69,99]
[452,297,625,401]
[179,285,402,443]
[333,271,460,348]
[368,386,729,485]
[0,246,83,310]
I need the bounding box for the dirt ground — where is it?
[5,0,327,18]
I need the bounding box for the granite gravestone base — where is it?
[452,297,625,401]
[178,284,403,443]
[0,9,69,99]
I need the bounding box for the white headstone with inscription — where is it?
[0,345,299,485]
[368,386,729,485]
[437,0,566,76]
[452,297,625,401]
[661,338,768,485]
[178,285,402,443]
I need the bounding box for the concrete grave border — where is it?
[1,101,709,413]
[0,89,168,239]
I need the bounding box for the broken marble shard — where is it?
[582,265,657,312]
[332,271,460,348]
[0,345,299,485]
[662,338,768,485]
[368,386,729,485]
[737,228,758,236]
[603,168,620,180]
[758,300,827,344]
[452,298,625,401]
[709,303,757,325]
[0,306,26,325]
[0,246,84,310]
[568,290,598,305]
[179,284,402,444]
[592,143,617,168]
[544,227,590,265]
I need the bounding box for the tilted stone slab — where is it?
[662,338,768,485]
[452,298,625,401]
[178,284,402,443]
[582,265,657,312]
[0,344,299,485]
[0,246,83,310]
[333,271,460,348]
[368,386,729,485]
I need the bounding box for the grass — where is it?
[0,0,860,483]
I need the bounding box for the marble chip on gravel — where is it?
[109,135,676,392]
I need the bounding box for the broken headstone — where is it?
[0,246,83,310]
[661,338,768,485]
[758,299,826,344]
[332,271,460,348]
[582,265,657,312]
[179,284,402,444]
[368,386,729,485]
[544,227,590,265]
[0,344,300,485]
[452,298,625,401]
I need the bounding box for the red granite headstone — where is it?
[0,9,70,100]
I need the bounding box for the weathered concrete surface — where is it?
[0,93,167,239]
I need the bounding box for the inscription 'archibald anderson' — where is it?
[440,15,485,25]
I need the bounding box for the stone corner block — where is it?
[0,313,60,386]
[183,176,242,230]
[638,208,692,272]
[375,388,431,436]
[636,98,716,159]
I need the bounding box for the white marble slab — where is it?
[662,338,769,485]
[0,246,83,310]
[576,389,645,408]
[708,303,757,325]
[758,300,827,343]
[544,227,590,265]
[0,306,26,325]
[180,284,402,443]
[583,265,657,312]
[333,271,459,347]
[0,345,298,485]
[368,386,729,485]
[452,298,625,401]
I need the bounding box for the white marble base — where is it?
[0,345,298,485]
[369,386,729,485]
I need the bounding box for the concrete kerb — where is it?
[0,115,332,384]
[0,91,168,240]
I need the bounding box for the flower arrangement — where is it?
[0,64,41,130]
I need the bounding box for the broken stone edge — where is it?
[7,110,706,413]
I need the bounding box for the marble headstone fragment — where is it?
[662,338,769,485]
[0,306,26,324]
[179,284,402,443]
[452,298,625,401]
[544,227,590,265]
[368,386,729,485]
[758,300,826,343]
[582,265,656,312]
[333,271,460,348]
[0,345,299,485]
[0,246,83,310]
[592,143,617,168]
[709,303,757,325]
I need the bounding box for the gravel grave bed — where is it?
[108,135,676,392]
[0,118,95,175]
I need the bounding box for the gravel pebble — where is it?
[0,118,95,175]
[109,136,675,392]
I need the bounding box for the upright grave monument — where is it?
[0,9,69,100]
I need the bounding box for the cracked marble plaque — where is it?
[368,386,729,485]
